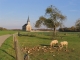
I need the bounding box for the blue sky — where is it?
[0,0,80,29]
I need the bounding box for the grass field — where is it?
[0,31,80,60]
[0,36,15,60]
[0,30,17,36]
[18,32,80,60]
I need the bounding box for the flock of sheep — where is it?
[50,40,68,50]
[21,40,68,55]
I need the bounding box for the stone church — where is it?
[22,16,32,31]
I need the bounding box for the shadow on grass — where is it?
[40,44,50,47]
[4,43,14,49]
[18,34,51,40]
[36,36,50,40]
[0,49,15,59]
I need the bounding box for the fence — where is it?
[13,34,29,60]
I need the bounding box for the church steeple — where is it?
[27,16,30,23]
[27,16,30,25]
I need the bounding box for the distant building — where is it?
[22,16,32,31]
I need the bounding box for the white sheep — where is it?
[59,41,68,49]
[50,40,58,47]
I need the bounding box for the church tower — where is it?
[26,16,32,31]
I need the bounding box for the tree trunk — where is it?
[54,25,56,36]
[52,25,56,39]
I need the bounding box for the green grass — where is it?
[0,36,16,60]
[0,32,80,60]
[18,32,80,60]
[0,30,17,36]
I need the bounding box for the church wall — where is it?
[26,25,31,31]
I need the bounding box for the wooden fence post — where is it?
[13,34,24,60]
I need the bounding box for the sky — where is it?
[0,0,80,29]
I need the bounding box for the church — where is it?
[22,16,32,31]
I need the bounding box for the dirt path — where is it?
[0,34,11,47]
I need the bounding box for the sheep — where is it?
[59,41,68,50]
[50,40,58,48]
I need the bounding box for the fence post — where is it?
[13,34,24,60]
[13,35,18,60]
